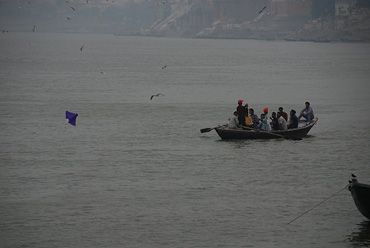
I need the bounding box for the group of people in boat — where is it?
[228,100,314,131]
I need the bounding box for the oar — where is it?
[200,125,226,133]
[241,126,302,140]
[200,127,214,133]
[200,126,219,133]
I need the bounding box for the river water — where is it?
[1,33,370,248]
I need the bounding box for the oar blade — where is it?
[200,128,213,133]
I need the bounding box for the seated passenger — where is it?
[228,111,239,129]
[288,109,299,129]
[298,101,314,123]
[249,108,259,128]
[257,114,270,131]
[270,112,279,130]
[263,107,272,131]
[277,112,287,130]
[245,114,254,127]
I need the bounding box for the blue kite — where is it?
[66,111,78,126]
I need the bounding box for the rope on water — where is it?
[287,185,349,225]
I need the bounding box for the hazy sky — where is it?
[0,0,157,33]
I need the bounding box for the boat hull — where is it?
[348,180,370,220]
[215,119,317,140]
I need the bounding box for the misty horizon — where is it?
[0,0,155,34]
[1,0,369,42]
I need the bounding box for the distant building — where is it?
[311,0,336,18]
[335,0,357,16]
[211,0,268,24]
[270,0,313,17]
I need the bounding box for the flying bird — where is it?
[258,6,266,14]
[97,66,105,74]
[150,93,164,100]
[80,44,84,52]
[162,65,167,69]
[32,25,36,32]
[70,6,75,11]
[66,16,71,21]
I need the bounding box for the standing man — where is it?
[278,107,288,121]
[236,100,248,126]
[298,102,314,123]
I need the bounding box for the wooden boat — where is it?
[348,177,370,220]
[214,118,318,140]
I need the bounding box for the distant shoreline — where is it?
[5,31,369,44]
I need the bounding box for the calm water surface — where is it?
[1,33,370,248]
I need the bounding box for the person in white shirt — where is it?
[277,112,287,130]
[263,107,272,131]
[228,111,239,129]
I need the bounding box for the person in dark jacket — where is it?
[236,100,248,126]
[288,109,299,129]
[270,112,279,130]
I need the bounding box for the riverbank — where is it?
[193,13,370,43]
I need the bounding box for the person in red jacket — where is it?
[278,107,288,121]
[236,100,248,126]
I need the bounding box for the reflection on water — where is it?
[346,221,370,247]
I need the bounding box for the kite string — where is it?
[287,185,349,225]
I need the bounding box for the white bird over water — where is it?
[97,66,105,74]
[150,93,164,100]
